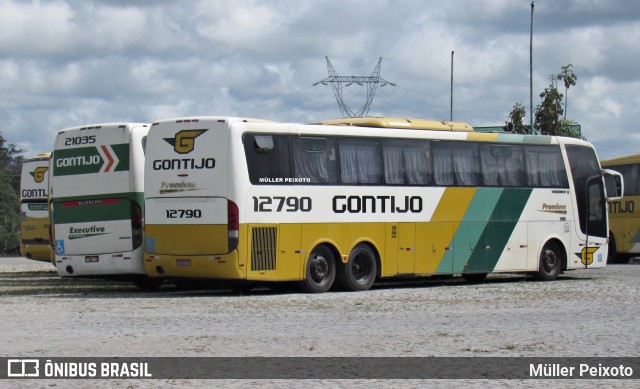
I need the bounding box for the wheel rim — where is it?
[309,254,329,284]
[542,248,558,273]
[351,252,371,281]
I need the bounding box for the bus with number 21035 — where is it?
[143,116,622,293]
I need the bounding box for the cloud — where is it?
[1,0,639,160]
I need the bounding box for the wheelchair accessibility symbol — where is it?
[55,240,65,254]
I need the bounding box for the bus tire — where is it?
[461,273,487,283]
[336,244,377,292]
[607,233,619,264]
[607,233,629,264]
[298,245,336,293]
[535,241,562,281]
[133,276,164,290]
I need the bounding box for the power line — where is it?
[314,57,395,118]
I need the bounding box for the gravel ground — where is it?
[0,256,638,388]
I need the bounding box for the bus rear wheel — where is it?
[535,241,562,281]
[133,276,164,290]
[461,273,487,283]
[298,245,336,293]
[336,244,377,292]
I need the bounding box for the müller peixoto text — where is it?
[530,363,634,378]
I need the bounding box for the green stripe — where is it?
[522,135,553,144]
[463,188,532,273]
[436,188,533,274]
[53,192,143,224]
[53,143,130,176]
[436,188,503,273]
[112,143,130,172]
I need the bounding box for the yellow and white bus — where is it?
[601,154,640,263]
[19,152,53,263]
[51,123,162,289]
[143,116,622,292]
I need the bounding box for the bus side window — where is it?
[244,134,291,184]
[610,164,637,196]
[524,145,569,188]
[479,144,525,187]
[338,138,383,184]
[292,137,338,184]
[382,140,432,186]
[433,141,480,186]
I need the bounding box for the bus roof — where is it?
[319,117,474,132]
[601,154,640,167]
[57,122,148,134]
[24,152,51,162]
[151,116,276,126]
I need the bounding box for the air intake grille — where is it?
[251,227,277,271]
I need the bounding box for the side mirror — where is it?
[603,169,624,200]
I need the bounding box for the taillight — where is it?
[228,200,239,252]
[131,201,142,249]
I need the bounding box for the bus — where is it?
[51,123,161,289]
[19,152,53,263]
[601,154,640,263]
[143,116,622,292]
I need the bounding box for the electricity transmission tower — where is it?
[313,56,395,118]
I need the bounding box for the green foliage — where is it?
[557,64,577,119]
[507,102,532,134]
[0,132,23,254]
[508,65,581,139]
[535,76,565,136]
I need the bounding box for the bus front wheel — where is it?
[298,245,336,293]
[336,244,377,291]
[535,241,562,281]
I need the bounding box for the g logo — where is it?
[163,130,208,154]
[30,167,49,183]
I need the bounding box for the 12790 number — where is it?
[166,209,202,218]
[253,196,312,212]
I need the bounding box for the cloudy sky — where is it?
[1,0,639,160]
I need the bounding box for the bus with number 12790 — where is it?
[143,116,622,292]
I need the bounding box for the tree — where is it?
[534,74,565,136]
[556,64,577,119]
[507,102,531,134]
[507,65,581,139]
[0,132,23,255]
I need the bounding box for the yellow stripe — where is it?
[431,187,476,227]
[146,224,228,255]
[466,132,499,142]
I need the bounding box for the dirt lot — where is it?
[0,257,638,388]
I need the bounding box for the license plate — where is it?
[176,259,191,267]
[85,256,99,263]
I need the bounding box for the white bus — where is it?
[19,152,53,263]
[51,123,161,289]
[143,116,622,292]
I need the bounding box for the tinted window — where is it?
[338,138,382,184]
[608,164,638,196]
[382,140,432,185]
[292,137,338,184]
[244,134,291,184]
[480,144,525,187]
[433,142,480,186]
[524,145,569,188]
[566,145,606,238]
